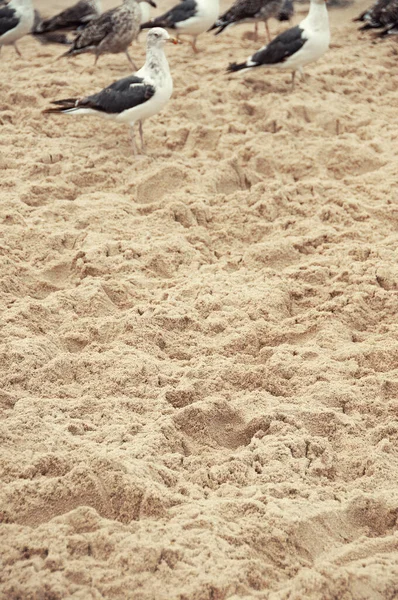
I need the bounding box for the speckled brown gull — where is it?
[60,0,156,69]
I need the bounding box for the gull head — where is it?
[146,28,180,48]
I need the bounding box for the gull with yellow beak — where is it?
[44,28,179,155]
[227,0,330,89]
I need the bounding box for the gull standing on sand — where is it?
[209,0,285,43]
[0,0,34,55]
[141,0,220,52]
[60,0,157,69]
[227,0,329,89]
[44,28,178,155]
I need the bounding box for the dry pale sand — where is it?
[1,0,398,598]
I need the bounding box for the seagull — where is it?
[354,0,398,32]
[209,0,285,43]
[141,0,220,52]
[227,0,329,89]
[354,0,390,27]
[0,0,34,55]
[34,0,102,35]
[60,0,157,69]
[44,28,178,155]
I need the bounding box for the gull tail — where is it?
[58,46,75,59]
[207,19,231,35]
[353,11,367,22]
[57,45,92,59]
[43,99,79,114]
[214,23,229,35]
[140,19,163,30]
[207,20,228,34]
[227,61,250,73]
[33,31,72,45]
[358,22,380,30]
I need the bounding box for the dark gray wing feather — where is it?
[0,5,19,36]
[141,0,197,29]
[215,0,269,27]
[35,0,98,33]
[78,75,156,114]
[251,25,305,64]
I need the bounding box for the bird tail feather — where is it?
[51,98,79,106]
[358,22,379,30]
[214,23,228,35]
[58,47,75,59]
[140,19,160,30]
[43,98,79,114]
[227,61,249,73]
[33,32,72,45]
[353,12,366,22]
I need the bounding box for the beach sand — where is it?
[1,1,398,598]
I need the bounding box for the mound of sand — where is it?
[1,1,398,598]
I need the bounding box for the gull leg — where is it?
[14,42,22,57]
[125,50,137,70]
[138,120,146,153]
[254,22,258,42]
[265,21,271,43]
[299,66,306,82]
[191,36,199,53]
[79,55,97,74]
[130,124,138,156]
[291,70,296,90]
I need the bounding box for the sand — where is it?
[1,0,398,598]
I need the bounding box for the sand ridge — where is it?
[1,0,398,598]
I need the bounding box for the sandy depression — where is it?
[1,0,398,598]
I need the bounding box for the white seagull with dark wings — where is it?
[209,0,286,43]
[44,28,178,155]
[227,0,329,88]
[141,0,220,52]
[0,0,34,55]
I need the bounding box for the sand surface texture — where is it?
[1,0,398,598]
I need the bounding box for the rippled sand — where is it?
[1,1,398,598]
